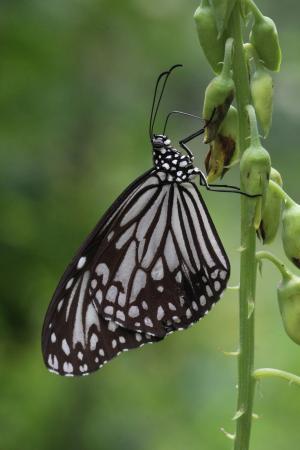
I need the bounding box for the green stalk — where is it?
[228,5,257,450]
[253,368,300,386]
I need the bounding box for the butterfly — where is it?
[42,65,234,377]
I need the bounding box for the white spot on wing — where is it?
[95,289,103,304]
[135,333,142,342]
[57,299,64,312]
[144,317,153,327]
[220,270,227,280]
[206,285,213,297]
[214,280,221,291]
[77,256,86,269]
[128,305,140,318]
[90,333,98,350]
[192,301,198,311]
[168,302,176,311]
[118,292,126,307]
[175,271,182,283]
[62,339,70,355]
[200,295,206,306]
[108,321,118,332]
[107,231,114,241]
[116,310,125,321]
[157,306,165,320]
[63,362,73,373]
[186,308,192,319]
[104,305,113,315]
[106,285,118,303]
[66,278,74,290]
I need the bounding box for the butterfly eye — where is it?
[152,137,165,148]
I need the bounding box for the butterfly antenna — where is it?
[149,64,183,139]
[163,110,203,135]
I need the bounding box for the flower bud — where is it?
[205,106,239,182]
[257,168,283,244]
[251,66,273,137]
[282,200,300,269]
[194,0,226,74]
[240,145,271,195]
[240,106,271,201]
[278,272,300,345]
[202,38,235,143]
[250,15,281,72]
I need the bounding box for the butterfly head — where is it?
[151,134,171,150]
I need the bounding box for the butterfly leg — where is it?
[179,127,205,159]
[198,171,259,197]
[179,126,259,198]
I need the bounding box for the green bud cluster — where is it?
[258,168,282,244]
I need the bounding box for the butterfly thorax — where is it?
[152,134,200,183]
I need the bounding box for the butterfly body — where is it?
[152,134,200,183]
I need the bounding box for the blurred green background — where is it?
[1,1,300,449]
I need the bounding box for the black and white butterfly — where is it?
[42,65,238,377]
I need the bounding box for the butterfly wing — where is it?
[95,176,230,337]
[42,169,162,376]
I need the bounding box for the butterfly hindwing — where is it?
[91,176,230,337]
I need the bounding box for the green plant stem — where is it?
[256,250,291,280]
[247,0,264,22]
[246,104,260,147]
[253,368,300,386]
[228,5,257,450]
